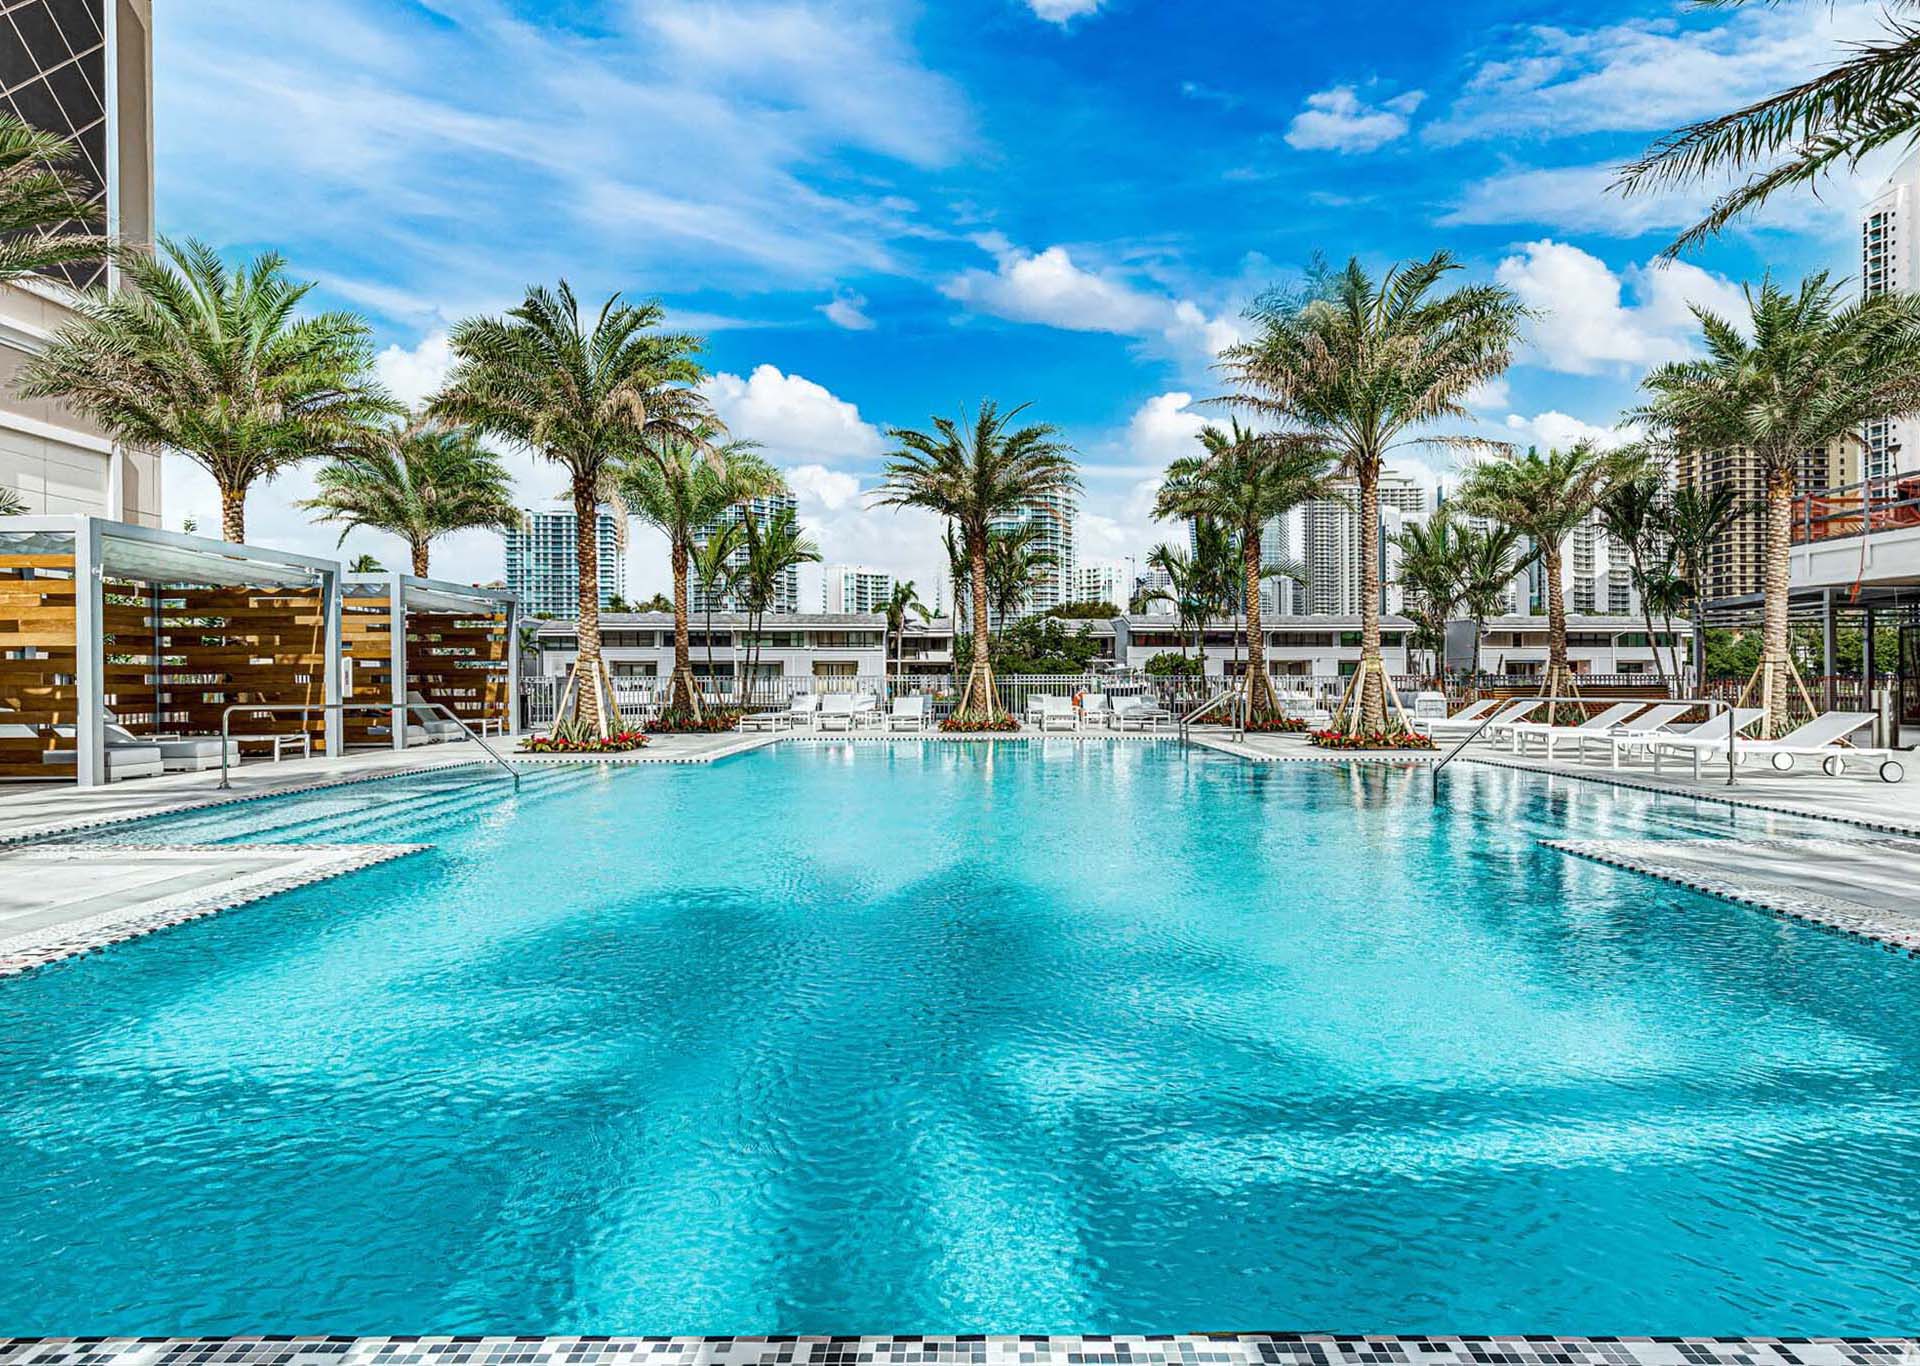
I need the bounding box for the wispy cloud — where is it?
[1285,86,1424,154]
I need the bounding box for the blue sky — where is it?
[151,0,1887,597]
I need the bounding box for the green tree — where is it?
[880,579,931,687]
[1618,1,1920,254]
[1154,420,1336,720]
[1661,480,1746,683]
[434,282,708,736]
[1223,253,1524,733]
[1457,522,1537,678]
[736,507,820,704]
[0,111,105,279]
[1596,474,1676,692]
[1391,511,1472,677]
[614,428,779,717]
[1638,274,1920,733]
[1142,540,1215,675]
[873,403,1078,726]
[985,521,1060,626]
[300,415,518,577]
[691,522,743,697]
[1455,444,1646,717]
[20,237,393,542]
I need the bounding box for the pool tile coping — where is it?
[0,842,428,979]
[2,1336,1915,1366]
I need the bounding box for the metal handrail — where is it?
[216,701,521,792]
[1430,694,1741,786]
[1180,687,1243,739]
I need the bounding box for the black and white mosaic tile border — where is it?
[1187,734,1440,766]
[3,1337,1916,1366]
[0,842,428,979]
[1462,751,1920,841]
[0,760,491,850]
[779,731,1183,744]
[1547,837,1920,958]
[512,733,783,765]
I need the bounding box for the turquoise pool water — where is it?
[2,743,1917,1336]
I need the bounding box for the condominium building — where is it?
[1565,509,1639,618]
[1861,146,1920,479]
[690,490,800,615]
[1071,557,1126,608]
[988,490,1076,617]
[0,0,160,524]
[1675,436,1861,602]
[822,564,893,614]
[503,504,625,618]
[531,612,888,685]
[1304,472,1428,615]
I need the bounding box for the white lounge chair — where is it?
[1566,702,1691,766]
[1650,710,1904,782]
[1412,696,1502,737]
[1081,693,1115,728]
[1508,701,1647,758]
[1117,699,1173,732]
[850,693,881,728]
[1037,694,1080,732]
[43,724,164,781]
[1581,706,1764,770]
[742,694,808,731]
[404,690,466,745]
[106,720,240,773]
[817,694,861,733]
[886,695,929,732]
[1463,697,1548,744]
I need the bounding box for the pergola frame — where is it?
[0,515,345,787]
[344,572,520,750]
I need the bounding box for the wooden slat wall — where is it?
[410,609,510,730]
[0,553,77,779]
[341,594,394,743]
[114,585,330,743]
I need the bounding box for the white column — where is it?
[73,521,105,787]
[504,595,522,738]
[389,572,407,751]
[321,567,343,757]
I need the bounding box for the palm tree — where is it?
[1617,1,1920,255]
[1156,420,1338,720]
[300,415,519,577]
[1143,540,1214,677]
[614,428,779,718]
[1661,480,1745,685]
[736,506,820,705]
[348,552,383,573]
[985,522,1060,627]
[1222,253,1524,734]
[880,580,931,691]
[1457,521,1537,681]
[691,522,743,701]
[434,282,709,736]
[0,112,105,280]
[19,237,392,542]
[1596,475,1675,694]
[1638,274,1920,733]
[1456,444,1647,719]
[1391,512,1471,678]
[873,403,1078,726]
[0,487,28,517]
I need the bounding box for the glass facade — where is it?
[1,0,111,289]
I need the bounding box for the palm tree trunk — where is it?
[1637,576,1668,695]
[571,474,603,734]
[1357,466,1385,730]
[668,537,698,717]
[960,528,997,723]
[411,540,431,578]
[1243,530,1277,721]
[1758,460,1795,738]
[1543,542,1570,723]
[220,487,247,544]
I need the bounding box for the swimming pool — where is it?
[2,743,1916,1336]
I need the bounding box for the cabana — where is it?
[0,516,344,787]
[342,572,519,749]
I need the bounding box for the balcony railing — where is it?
[1791,473,1920,545]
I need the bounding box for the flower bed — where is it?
[520,730,650,754]
[647,709,742,734]
[940,713,1023,734]
[1308,727,1437,752]
[1243,714,1309,734]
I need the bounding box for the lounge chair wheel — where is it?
[1881,759,1905,784]
[1770,752,1795,772]
[1821,754,1845,778]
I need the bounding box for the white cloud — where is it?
[1500,410,1631,452]
[1465,376,1511,412]
[1284,86,1424,153]
[786,463,864,511]
[1439,159,1846,239]
[820,292,875,330]
[373,330,452,410]
[700,364,889,463]
[1127,391,1212,464]
[1494,239,1745,376]
[943,240,1243,368]
[1427,6,1885,147]
[1026,0,1104,25]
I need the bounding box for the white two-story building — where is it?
[1110,615,1415,678]
[1475,615,1688,678]
[533,613,889,685]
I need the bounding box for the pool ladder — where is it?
[215,701,521,792]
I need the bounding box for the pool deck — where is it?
[1,1335,1913,1366]
[5,726,1920,980]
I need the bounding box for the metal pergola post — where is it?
[388,570,408,752]
[73,519,105,788]
[322,563,344,757]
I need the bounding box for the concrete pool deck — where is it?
[3,727,1920,979]
[2,1335,1915,1366]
